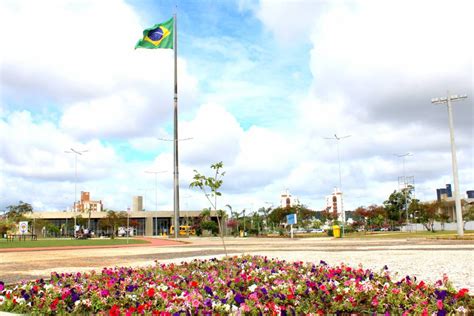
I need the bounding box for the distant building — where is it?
[26,210,219,237]
[73,191,103,212]
[280,189,300,208]
[325,187,343,222]
[434,184,474,221]
[132,196,143,212]
[436,184,452,201]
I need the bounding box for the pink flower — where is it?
[437,300,443,310]
[371,296,379,307]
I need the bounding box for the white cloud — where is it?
[1,0,198,139]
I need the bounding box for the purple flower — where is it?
[204,285,213,296]
[0,281,4,291]
[435,289,447,300]
[320,260,328,266]
[438,310,446,316]
[71,292,80,303]
[260,287,268,295]
[234,293,245,305]
[204,298,212,307]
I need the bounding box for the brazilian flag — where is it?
[135,18,173,49]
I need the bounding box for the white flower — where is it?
[157,284,168,291]
[248,284,258,292]
[44,284,54,291]
[0,295,5,305]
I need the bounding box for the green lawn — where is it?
[343,230,474,239]
[0,238,150,248]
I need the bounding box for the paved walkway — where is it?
[1,237,473,292]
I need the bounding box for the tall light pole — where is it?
[324,134,351,236]
[394,152,412,229]
[432,92,467,237]
[144,170,166,213]
[65,148,88,236]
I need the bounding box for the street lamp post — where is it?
[324,134,351,236]
[432,92,467,237]
[394,153,412,229]
[144,170,166,213]
[65,148,88,237]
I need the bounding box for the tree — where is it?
[268,206,292,226]
[258,206,272,233]
[415,201,438,232]
[383,187,413,227]
[190,161,228,256]
[100,210,127,239]
[5,201,33,222]
[462,202,474,230]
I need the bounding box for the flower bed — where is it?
[0,255,472,315]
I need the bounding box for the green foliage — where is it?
[189,162,228,254]
[383,187,413,225]
[201,220,218,235]
[100,211,127,239]
[412,200,438,232]
[268,205,316,228]
[5,201,33,222]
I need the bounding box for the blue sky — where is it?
[0,0,472,213]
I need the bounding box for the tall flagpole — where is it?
[173,13,180,239]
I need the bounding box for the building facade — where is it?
[132,196,143,212]
[26,210,218,237]
[325,187,344,222]
[280,189,300,208]
[435,184,474,221]
[74,191,103,212]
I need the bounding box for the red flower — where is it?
[50,298,59,311]
[190,280,198,287]
[455,288,469,299]
[109,304,121,316]
[137,304,145,313]
[147,288,155,298]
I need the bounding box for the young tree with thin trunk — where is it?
[190,162,228,256]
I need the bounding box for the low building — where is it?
[25,210,219,237]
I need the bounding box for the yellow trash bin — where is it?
[239,230,244,237]
[332,225,341,238]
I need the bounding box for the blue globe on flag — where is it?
[148,27,164,41]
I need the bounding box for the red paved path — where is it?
[0,237,184,253]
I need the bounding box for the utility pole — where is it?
[65,148,88,237]
[324,134,351,236]
[432,92,467,237]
